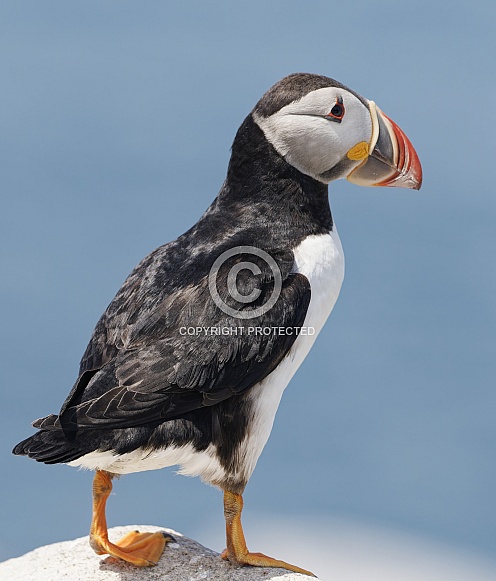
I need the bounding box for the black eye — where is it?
[326,97,345,122]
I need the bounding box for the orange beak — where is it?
[347,102,422,190]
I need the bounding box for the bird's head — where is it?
[252,73,422,190]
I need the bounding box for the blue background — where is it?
[1,1,495,577]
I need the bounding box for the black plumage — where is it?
[14,93,334,492]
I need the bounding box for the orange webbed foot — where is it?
[89,471,173,567]
[222,490,316,577]
[91,529,173,566]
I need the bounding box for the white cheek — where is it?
[340,99,373,152]
[254,87,373,182]
[255,112,343,179]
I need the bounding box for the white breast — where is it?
[234,229,345,483]
[292,228,345,338]
[69,231,344,483]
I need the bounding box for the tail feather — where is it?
[12,430,85,464]
[32,414,59,429]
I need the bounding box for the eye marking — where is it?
[325,96,345,123]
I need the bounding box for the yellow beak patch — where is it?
[347,141,369,161]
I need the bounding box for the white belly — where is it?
[69,230,345,482]
[233,229,345,483]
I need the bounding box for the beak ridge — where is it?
[347,104,422,190]
[378,112,422,190]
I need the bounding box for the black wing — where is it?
[34,239,311,432]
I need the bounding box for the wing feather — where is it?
[35,241,311,433]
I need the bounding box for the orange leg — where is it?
[221,490,315,577]
[89,470,171,566]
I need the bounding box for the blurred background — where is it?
[1,1,495,579]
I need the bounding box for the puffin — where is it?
[14,73,422,576]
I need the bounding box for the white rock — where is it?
[0,525,319,581]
